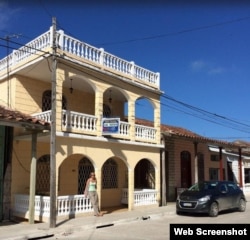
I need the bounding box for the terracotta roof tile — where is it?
[135,118,241,148]
[0,105,50,128]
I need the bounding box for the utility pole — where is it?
[5,34,21,107]
[50,17,57,228]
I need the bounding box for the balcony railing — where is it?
[121,188,158,206]
[0,28,160,89]
[14,194,92,222]
[14,190,158,222]
[32,110,157,143]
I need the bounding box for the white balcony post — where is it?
[58,30,64,49]
[99,48,104,66]
[130,61,135,77]
[156,72,160,87]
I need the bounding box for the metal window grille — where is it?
[102,159,118,189]
[42,90,67,111]
[148,161,155,188]
[36,154,50,195]
[78,157,94,194]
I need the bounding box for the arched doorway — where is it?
[180,151,191,188]
[134,159,155,189]
[78,157,94,194]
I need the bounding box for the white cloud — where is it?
[0,1,21,31]
[190,59,225,75]
[190,60,206,71]
[0,1,9,30]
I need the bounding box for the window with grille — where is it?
[78,157,94,194]
[42,90,67,111]
[102,159,118,189]
[36,154,50,195]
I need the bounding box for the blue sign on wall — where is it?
[102,118,120,135]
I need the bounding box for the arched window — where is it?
[42,90,67,111]
[36,154,50,195]
[102,159,118,189]
[78,157,94,194]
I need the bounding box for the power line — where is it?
[0,37,50,55]
[96,16,250,46]
[161,94,250,137]
[162,94,250,129]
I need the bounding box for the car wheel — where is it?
[176,210,182,215]
[238,198,246,212]
[209,202,219,217]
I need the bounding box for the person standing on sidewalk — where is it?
[84,172,103,217]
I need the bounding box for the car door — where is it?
[227,183,241,208]
[217,183,231,210]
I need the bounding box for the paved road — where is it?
[47,201,250,240]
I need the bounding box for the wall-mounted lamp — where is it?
[70,79,73,94]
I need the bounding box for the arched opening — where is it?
[78,157,94,194]
[135,97,154,122]
[134,159,155,189]
[36,154,50,195]
[180,151,191,188]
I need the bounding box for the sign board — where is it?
[102,118,120,135]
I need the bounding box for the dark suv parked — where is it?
[176,180,246,217]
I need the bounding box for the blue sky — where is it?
[0,0,250,142]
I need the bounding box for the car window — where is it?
[206,183,217,190]
[188,182,218,191]
[220,184,228,192]
[227,183,239,192]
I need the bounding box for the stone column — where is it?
[95,90,103,137]
[154,101,161,145]
[128,169,134,210]
[127,100,135,141]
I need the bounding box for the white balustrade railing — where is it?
[62,110,97,132]
[0,30,51,71]
[121,188,158,206]
[119,121,130,136]
[32,111,156,142]
[57,195,92,216]
[32,110,52,122]
[135,124,156,141]
[14,194,92,221]
[0,28,160,88]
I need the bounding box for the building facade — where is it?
[161,125,250,201]
[1,24,249,224]
[0,25,163,222]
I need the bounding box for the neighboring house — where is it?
[0,105,50,221]
[160,124,250,201]
[0,25,162,223]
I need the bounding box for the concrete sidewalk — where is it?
[0,203,176,240]
[1,192,249,240]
